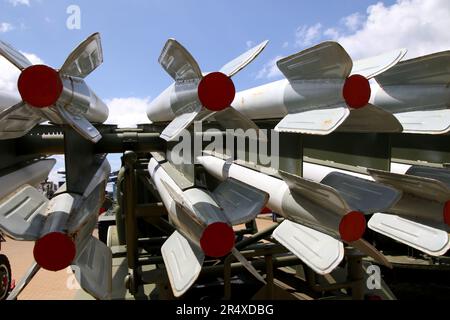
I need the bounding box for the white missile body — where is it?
[371,51,450,134]
[231,42,406,135]
[148,158,268,297]
[0,33,109,142]
[197,155,398,274]
[0,157,112,300]
[303,162,450,257]
[146,39,268,141]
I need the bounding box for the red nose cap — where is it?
[198,72,236,112]
[343,74,371,109]
[339,211,366,242]
[200,222,235,258]
[33,232,76,272]
[444,201,450,226]
[18,64,63,108]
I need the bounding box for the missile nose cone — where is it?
[444,201,450,227]
[33,232,76,272]
[339,211,367,242]
[198,72,236,112]
[200,222,235,258]
[18,64,63,108]
[343,74,371,109]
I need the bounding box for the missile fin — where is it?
[0,185,48,241]
[394,109,450,134]
[279,170,350,216]
[406,166,450,187]
[275,104,350,135]
[375,51,450,86]
[213,107,267,141]
[0,102,43,140]
[160,103,202,141]
[220,40,269,78]
[158,39,203,81]
[369,213,450,257]
[320,172,401,213]
[348,239,392,268]
[72,236,112,300]
[0,40,33,70]
[277,41,352,81]
[273,220,344,275]
[368,168,450,203]
[351,49,407,79]
[231,248,266,284]
[338,104,403,133]
[56,104,102,143]
[212,178,269,226]
[60,33,103,78]
[161,231,204,297]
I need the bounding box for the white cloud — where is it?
[324,28,340,40]
[295,23,322,47]
[246,40,255,49]
[0,22,14,33]
[337,0,450,59]
[7,0,30,6]
[0,52,44,94]
[282,41,289,49]
[342,12,364,32]
[256,55,284,80]
[105,97,152,128]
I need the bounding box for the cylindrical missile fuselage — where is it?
[197,156,346,239]
[232,79,346,120]
[371,84,450,113]
[148,158,235,257]
[17,64,108,124]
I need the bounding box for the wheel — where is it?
[0,254,11,300]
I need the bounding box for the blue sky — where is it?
[1,0,449,180]
[0,0,395,98]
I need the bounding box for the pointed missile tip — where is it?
[343,74,371,109]
[18,64,62,108]
[200,222,235,258]
[33,232,76,272]
[339,211,367,242]
[198,72,236,112]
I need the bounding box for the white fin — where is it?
[220,40,269,78]
[158,39,203,81]
[161,231,205,297]
[394,109,450,134]
[273,220,344,275]
[73,236,112,300]
[0,40,33,70]
[277,41,352,81]
[369,213,450,257]
[338,104,403,133]
[60,33,103,78]
[351,49,407,79]
[275,104,350,135]
[0,185,48,241]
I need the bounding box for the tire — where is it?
[0,254,11,300]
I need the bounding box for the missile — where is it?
[148,157,269,297]
[197,155,398,274]
[0,33,108,142]
[146,39,268,141]
[0,156,112,300]
[303,162,450,257]
[371,50,450,134]
[231,41,406,135]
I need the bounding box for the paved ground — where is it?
[1,239,76,300]
[1,219,277,300]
